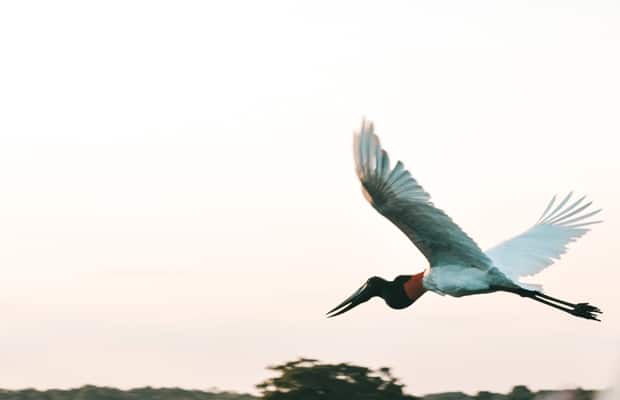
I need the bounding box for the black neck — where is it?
[380,276,413,310]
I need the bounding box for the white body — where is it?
[423,266,510,297]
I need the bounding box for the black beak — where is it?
[326,283,373,318]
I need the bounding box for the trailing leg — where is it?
[500,287,602,321]
[535,291,601,313]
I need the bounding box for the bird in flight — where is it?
[327,120,603,321]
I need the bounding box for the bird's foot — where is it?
[570,303,602,321]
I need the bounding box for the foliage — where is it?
[0,359,599,400]
[0,386,256,400]
[256,357,419,400]
[0,385,599,400]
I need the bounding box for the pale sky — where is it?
[1,0,619,396]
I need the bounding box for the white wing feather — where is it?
[354,119,492,269]
[485,192,602,283]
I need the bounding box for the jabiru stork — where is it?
[327,120,603,321]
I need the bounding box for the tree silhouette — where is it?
[256,357,418,400]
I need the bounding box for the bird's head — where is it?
[327,274,422,318]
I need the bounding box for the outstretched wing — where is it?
[354,119,492,269]
[485,192,602,280]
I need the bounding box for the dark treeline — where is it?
[0,386,598,400]
[0,358,598,400]
[0,387,600,400]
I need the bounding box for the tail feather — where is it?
[516,281,544,292]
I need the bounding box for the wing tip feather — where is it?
[539,192,602,228]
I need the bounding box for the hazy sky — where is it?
[1,0,619,396]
